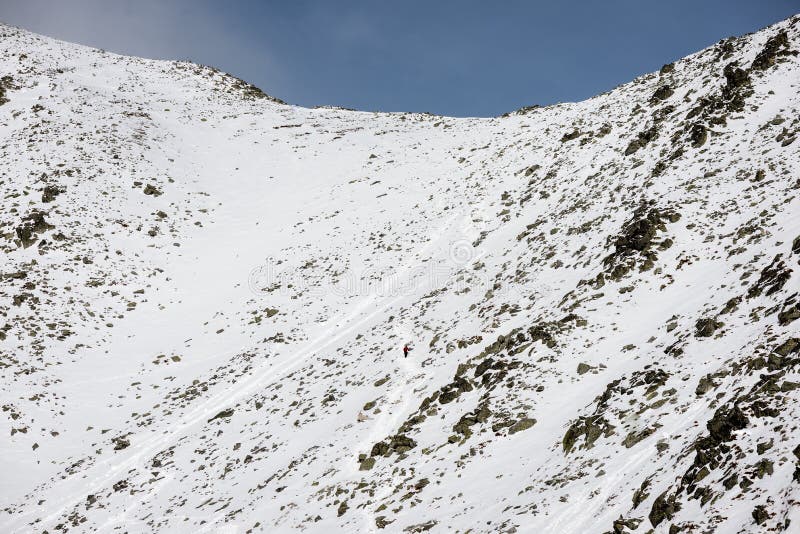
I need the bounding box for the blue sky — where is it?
[0,0,797,116]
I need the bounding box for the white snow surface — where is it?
[1,15,800,534]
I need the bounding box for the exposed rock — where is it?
[723,63,750,90]
[622,427,656,448]
[41,185,64,203]
[659,62,675,74]
[778,302,800,325]
[695,375,716,396]
[359,457,375,471]
[111,437,130,451]
[508,418,536,435]
[751,30,793,71]
[773,338,799,357]
[403,520,437,532]
[747,255,791,298]
[337,500,348,517]
[651,85,674,102]
[695,318,722,338]
[611,516,641,534]
[143,184,162,196]
[603,203,679,279]
[624,126,658,155]
[0,75,15,105]
[751,504,771,525]
[371,442,390,457]
[375,516,394,529]
[561,130,581,142]
[649,491,680,527]
[563,415,613,453]
[15,211,54,248]
[690,123,707,148]
[207,408,234,422]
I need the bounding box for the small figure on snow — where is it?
[403,344,411,358]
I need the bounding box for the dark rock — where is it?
[754,458,774,478]
[615,208,670,253]
[622,427,656,448]
[359,457,375,471]
[563,415,611,453]
[748,255,791,298]
[374,375,390,387]
[404,520,437,532]
[337,500,348,517]
[723,63,749,90]
[389,434,417,453]
[723,474,738,490]
[474,357,494,378]
[561,130,581,142]
[371,441,390,457]
[375,516,394,529]
[695,376,716,396]
[624,126,658,155]
[228,75,286,103]
[751,30,792,71]
[41,185,64,203]
[779,303,800,325]
[707,405,748,442]
[695,318,722,338]
[15,211,54,248]
[690,123,707,148]
[612,517,641,534]
[651,85,674,102]
[602,204,679,279]
[508,418,536,435]
[528,324,557,348]
[773,338,799,357]
[649,491,680,527]
[439,389,459,404]
[453,375,473,393]
[632,479,650,508]
[453,414,478,437]
[720,296,741,315]
[0,75,14,105]
[752,504,771,525]
[207,408,234,422]
[143,184,162,196]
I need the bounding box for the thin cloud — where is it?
[0,0,290,100]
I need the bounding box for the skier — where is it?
[403,344,411,358]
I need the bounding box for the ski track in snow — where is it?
[17,211,466,530]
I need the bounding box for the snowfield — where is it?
[1,15,800,534]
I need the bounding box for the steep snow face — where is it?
[1,15,800,534]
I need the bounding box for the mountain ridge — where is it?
[0,14,799,534]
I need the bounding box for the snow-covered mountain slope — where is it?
[1,14,800,534]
